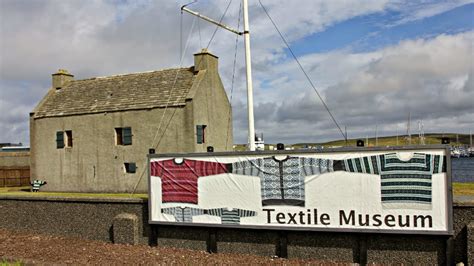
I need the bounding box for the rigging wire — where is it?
[258,0,347,141]
[181,1,198,60]
[197,17,203,48]
[153,16,198,148]
[206,0,233,49]
[226,1,242,148]
[130,15,198,195]
[154,0,234,157]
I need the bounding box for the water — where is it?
[451,157,474,183]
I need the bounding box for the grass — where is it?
[0,186,147,199]
[0,260,23,266]
[453,182,474,196]
[1,183,472,198]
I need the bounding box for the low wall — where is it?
[0,195,472,265]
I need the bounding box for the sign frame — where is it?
[147,145,453,235]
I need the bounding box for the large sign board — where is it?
[148,146,452,235]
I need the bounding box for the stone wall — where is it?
[0,195,472,265]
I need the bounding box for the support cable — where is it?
[258,0,347,141]
[130,15,198,195]
[198,18,203,48]
[132,1,235,193]
[206,0,233,49]
[226,1,242,148]
[180,1,198,60]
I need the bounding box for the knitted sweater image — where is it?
[161,207,206,223]
[150,159,231,204]
[340,153,445,207]
[232,156,334,206]
[206,208,257,224]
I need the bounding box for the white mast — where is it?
[470,129,472,147]
[417,120,425,145]
[396,126,399,146]
[375,124,378,146]
[243,0,255,151]
[406,112,411,145]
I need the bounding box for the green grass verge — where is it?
[1,183,472,198]
[453,182,474,196]
[0,186,147,199]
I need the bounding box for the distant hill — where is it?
[234,133,472,151]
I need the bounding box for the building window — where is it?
[124,162,136,173]
[65,130,73,147]
[56,131,73,149]
[115,127,132,146]
[56,131,64,149]
[196,125,207,144]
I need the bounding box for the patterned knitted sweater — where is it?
[232,156,334,206]
[341,153,445,207]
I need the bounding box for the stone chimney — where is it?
[193,49,218,73]
[52,69,74,90]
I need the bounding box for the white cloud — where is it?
[245,32,474,143]
[0,0,472,144]
[387,0,474,26]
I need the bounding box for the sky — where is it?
[0,0,473,145]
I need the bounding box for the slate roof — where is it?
[33,67,196,118]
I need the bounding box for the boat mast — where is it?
[182,0,255,151]
[406,112,411,145]
[470,129,472,147]
[243,0,255,151]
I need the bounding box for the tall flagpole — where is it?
[243,0,255,151]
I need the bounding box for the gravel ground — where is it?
[0,229,350,265]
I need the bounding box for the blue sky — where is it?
[291,3,474,56]
[0,0,473,145]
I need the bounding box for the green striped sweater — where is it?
[207,208,257,224]
[342,153,445,207]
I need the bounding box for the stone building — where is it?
[30,50,233,193]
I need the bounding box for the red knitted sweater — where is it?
[150,159,230,204]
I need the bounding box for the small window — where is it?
[115,127,132,146]
[56,131,64,149]
[115,128,123,145]
[124,162,136,173]
[65,130,73,147]
[196,125,207,144]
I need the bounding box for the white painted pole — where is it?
[396,126,399,146]
[243,0,255,151]
[470,129,472,147]
[375,125,378,146]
